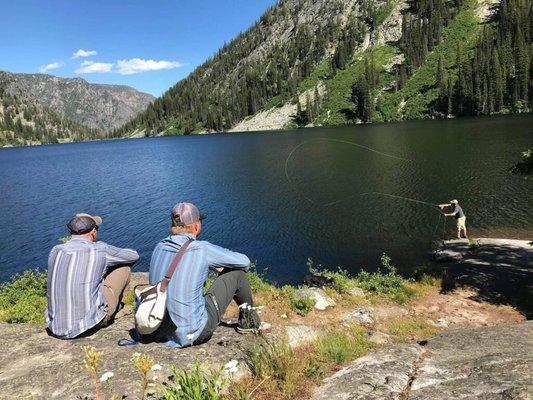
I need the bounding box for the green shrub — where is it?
[248,263,271,293]
[161,363,226,400]
[290,294,316,316]
[307,259,356,294]
[0,269,47,323]
[355,254,413,304]
[315,325,372,364]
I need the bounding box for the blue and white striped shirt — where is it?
[149,233,250,347]
[46,237,139,338]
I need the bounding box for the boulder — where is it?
[342,307,375,326]
[294,287,335,311]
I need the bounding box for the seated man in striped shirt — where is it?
[46,213,139,339]
[149,202,269,347]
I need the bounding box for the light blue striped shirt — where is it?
[149,233,250,347]
[46,237,139,338]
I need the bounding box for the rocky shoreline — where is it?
[0,238,531,399]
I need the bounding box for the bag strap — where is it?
[160,239,192,292]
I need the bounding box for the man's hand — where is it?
[214,267,224,273]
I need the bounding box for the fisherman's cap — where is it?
[171,203,206,226]
[450,199,459,205]
[67,213,102,235]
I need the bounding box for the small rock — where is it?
[280,314,287,319]
[342,307,375,326]
[436,318,449,328]
[295,287,335,310]
[432,249,463,262]
[286,324,320,349]
[367,331,393,345]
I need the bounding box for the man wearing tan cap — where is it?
[46,213,139,339]
[148,202,269,347]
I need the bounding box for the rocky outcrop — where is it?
[0,71,154,131]
[0,317,250,399]
[313,321,533,399]
[435,238,533,318]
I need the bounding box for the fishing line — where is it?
[284,138,412,207]
[284,137,451,242]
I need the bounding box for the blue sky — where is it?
[0,0,277,96]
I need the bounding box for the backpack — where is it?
[134,239,192,335]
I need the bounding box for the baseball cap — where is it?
[171,203,206,226]
[67,213,103,235]
[450,199,458,205]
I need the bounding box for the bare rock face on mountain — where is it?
[0,71,154,131]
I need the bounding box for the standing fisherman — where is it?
[439,199,468,239]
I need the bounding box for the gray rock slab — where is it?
[312,322,533,400]
[313,343,423,400]
[436,238,533,319]
[410,322,533,400]
[0,317,251,399]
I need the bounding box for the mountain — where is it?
[116,0,531,136]
[0,71,154,132]
[0,87,101,146]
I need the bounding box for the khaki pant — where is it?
[456,216,467,238]
[102,265,131,323]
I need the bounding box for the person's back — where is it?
[47,213,139,338]
[148,202,268,348]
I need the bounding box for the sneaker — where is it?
[236,303,262,334]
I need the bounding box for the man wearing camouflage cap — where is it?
[46,213,139,339]
[148,202,270,347]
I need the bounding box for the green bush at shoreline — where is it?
[0,254,435,324]
[0,269,47,323]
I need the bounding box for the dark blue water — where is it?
[1,115,532,284]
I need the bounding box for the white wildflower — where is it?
[151,364,162,371]
[99,371,114,382]
[224,359,239,374]
[133,352,141,357]
[238,303,248,309]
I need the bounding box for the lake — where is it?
[1,115,532,284]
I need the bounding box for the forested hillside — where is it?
[0,72,154,132]
[117,0,531,136]
[0,88,101,146]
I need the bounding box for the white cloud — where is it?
[37,62,62,73]
[72,49,98,58]
[75,60,113,73]
[115,58,185,75]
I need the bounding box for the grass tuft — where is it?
[315,325,373,364]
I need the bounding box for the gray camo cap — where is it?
[171,203,206,226]
[67,213,102,234]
